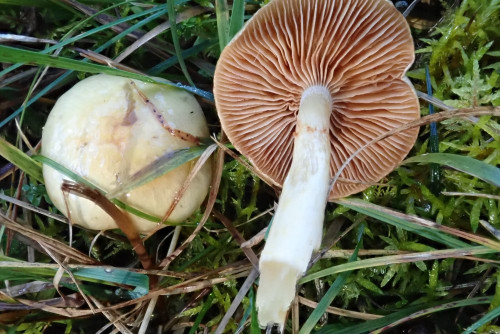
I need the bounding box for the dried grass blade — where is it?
[159,140,225,268]
[15,297,92,317]
[335,198,499,249]
[214,268,259,334]
[0,193,67,223]
[442,191,500,201]
[301,246,495,283]
[90,296,133,334]
[0,33,57,44]
[37,244,95,313]
[479,220,500,241]
[212,210,259,268]
[115,7,206,63]
[0,213,95,264]
[298,296,381,320]
[161,144,217,223]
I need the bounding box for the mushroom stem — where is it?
[256,86,332,329]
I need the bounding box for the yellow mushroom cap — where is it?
[42,74,212,233]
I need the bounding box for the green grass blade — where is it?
[0,4,206,130]
[0,1,138,129]
[71,267,149,295]
[300,246,494,283]
[335,198,469,248]
[188,293,214,334]
[32,155,97,190]
[106,145,209,199]
[250,288,260,334]
[228,0,245,39]
[404,153,500,187]
[299,225,364,334]
[168,0,196,86]
[0,45,213,100]
[463,305,500,334]
[0,45,155,83]
[314,297,492,334]
[372,296,492,334]
[148,39,217,75]
[0,259,149,296]
[95,6,168,53]
[0,137,43,183]
[0,5,165,79]
[0,0,52,6]
[215,0,230,51]
[32,155,162,223]
[235,302,252,334]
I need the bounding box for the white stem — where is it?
[256,86,332,329]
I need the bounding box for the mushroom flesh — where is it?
[42,74,212,233]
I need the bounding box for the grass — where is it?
[0,0,499,333]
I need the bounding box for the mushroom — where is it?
[42,74,212,233]
[213,0,419,328]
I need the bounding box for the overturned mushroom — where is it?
[214,0,419,328]
[42,74,212,233]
